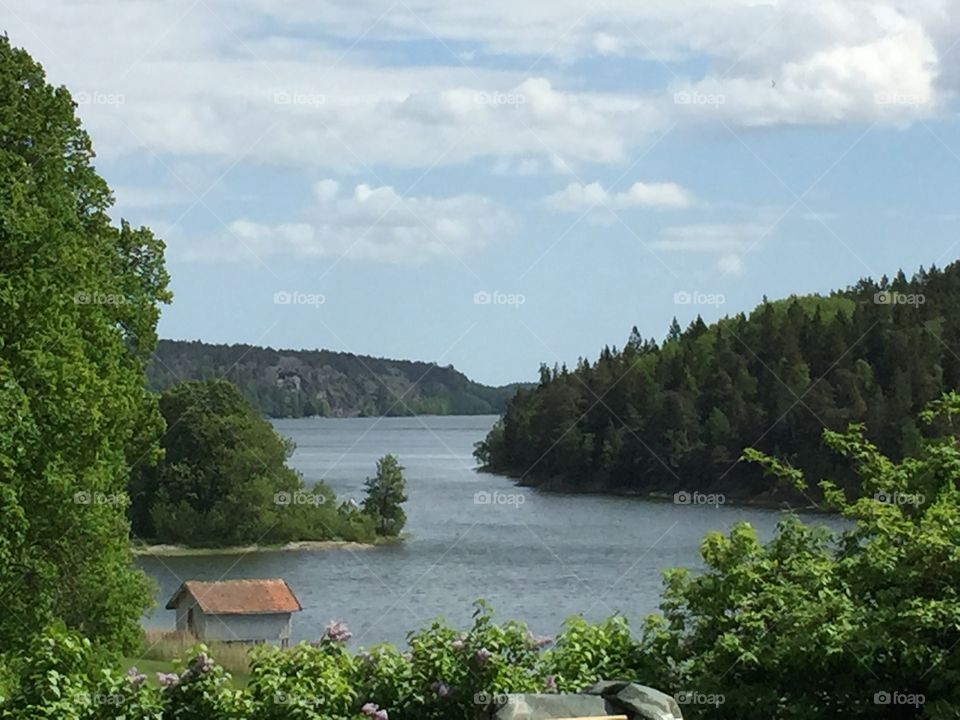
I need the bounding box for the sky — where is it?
[6,0,960,385]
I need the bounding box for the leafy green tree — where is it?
[0,37,168,652]
[129,380,372,546]
[638,395,960,719]
[362,454,408,536]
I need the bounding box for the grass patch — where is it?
[127,630,251,687]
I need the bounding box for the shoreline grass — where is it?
[130,536,404,557]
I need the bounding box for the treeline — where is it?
[147,339,525,418]
[477,265,960,503]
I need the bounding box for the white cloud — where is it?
[111,184,187,209]
[620,181,693,209]
[653,222,769,274]
[652,223,769,253]
[174,180,512,265]
[6,0,957,274]
[546,180,693,212]
[716,253,745,277]
[4,0,952,183]
[593,33,622,56]
[671,8,940,128]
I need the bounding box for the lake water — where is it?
[137,415,838,647]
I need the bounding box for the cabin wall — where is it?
[199,612,292,643]
[174,596,205,638]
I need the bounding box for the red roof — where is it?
[165,579,302,615]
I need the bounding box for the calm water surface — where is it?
[138,415,838,647]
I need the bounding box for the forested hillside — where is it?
[476,264,960,504]
[147,339,524,417]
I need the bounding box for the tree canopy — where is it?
[477,266,960,504]
[129,379,378,546]
[0,35,169,653]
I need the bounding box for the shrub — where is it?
[246,636,356,719]
[156,648,249,720]
[636,393,960,719]
[543,615,646,693]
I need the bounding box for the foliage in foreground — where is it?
[635,392,960,719]
[0,607,633,720]
[0,35,168,653]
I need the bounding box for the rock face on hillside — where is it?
[488,681,683,720]
[147,339,527,418]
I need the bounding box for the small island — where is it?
[127,379,408,550]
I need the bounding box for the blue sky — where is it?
[8,0,960,384]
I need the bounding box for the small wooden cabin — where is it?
[165,578,301,647]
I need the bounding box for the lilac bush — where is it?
[2,605,649,720]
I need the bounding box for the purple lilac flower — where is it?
[545,675,557,692]
[431,681,452,699]
[156,672,179,688]
[451,636,466,652]
[473,647,493,667]
[125,666,146,686]
[190,652,215,674]
[361,701,389,720]
[323,619,353,643]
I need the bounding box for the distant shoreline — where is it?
[131,538,400,557]
[477,467,833,514]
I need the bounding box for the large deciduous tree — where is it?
[0,37,171,651]
[129,379,367,546]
